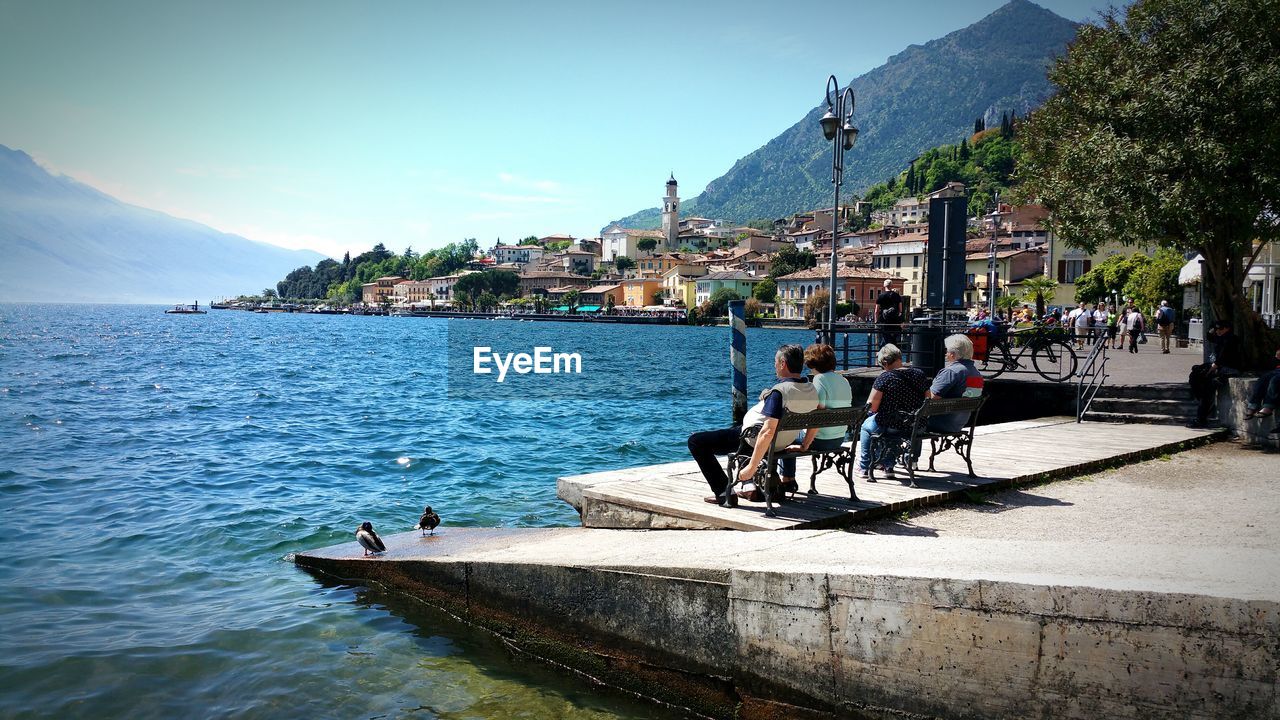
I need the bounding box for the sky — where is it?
[0,0,1115,261]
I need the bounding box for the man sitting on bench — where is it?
[927,334,985,431]
[686,344,818,506]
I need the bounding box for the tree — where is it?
[707,288,741,316]
[744,297,763,319]
[262,288,277,300]
[753,277,777,304]
[769,244,816,279]
[804,289,831,323]
[995,292,1023,320]
[477,291,498,311]
[519,236,541,245]
[563,289,580,312]
[651,290,665,305]
[1018,0,1280,365]
[637,238,658,256]
[614,256,636,274]
[453,272,487,299]
[1020,274,1060,317]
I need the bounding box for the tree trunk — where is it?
[1201,243,1280,370]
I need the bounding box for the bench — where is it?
[724,405,867,517]
[866,395,986,487]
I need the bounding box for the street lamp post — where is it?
[820,75,858,343]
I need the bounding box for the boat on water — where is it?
[164,302,207,315]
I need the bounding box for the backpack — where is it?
[1156,307,1173,327]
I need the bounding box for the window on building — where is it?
[913,256,920,267]
[896,256,902,268]
[1058,259,1091,283]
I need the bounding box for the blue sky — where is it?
[0,0,1113,260]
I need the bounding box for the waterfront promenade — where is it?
[558,417,1221,531]
[295,441,1278,720]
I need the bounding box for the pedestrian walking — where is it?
[1124,306,1145,354]
[1154,300,1175,354]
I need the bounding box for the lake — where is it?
[0,304,816,719]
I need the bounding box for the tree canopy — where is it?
[1017,0,1280,362]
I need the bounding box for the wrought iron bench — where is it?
[724,405,867,517]
[866,396,986,487]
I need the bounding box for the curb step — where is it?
[1089,398,1199,415]
[1095,384,1190,401]
[1086,411,1201,426]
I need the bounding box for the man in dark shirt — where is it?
[875,279,904,347]
[1188,320,1241,427]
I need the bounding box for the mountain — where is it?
[0,144,325,304]
[609,0,1078,229]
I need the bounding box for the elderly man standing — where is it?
[687,344,818,505]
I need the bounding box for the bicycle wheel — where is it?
[1032,340,1078,382]
[977,343,1010,380]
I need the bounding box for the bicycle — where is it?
[975,322,1078,382]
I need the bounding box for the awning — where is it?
[552,305,570,312]
[577,305,601,312]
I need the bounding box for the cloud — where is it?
[498,171,562,193]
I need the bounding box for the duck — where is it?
[415,506,441,536]
[355,521,386,556]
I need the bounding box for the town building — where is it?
[661,265,707,308]
[963,248,1047,307]
[774,267,901,320]
[491,244,545,267]
[518,270,592,296]
[621,277,664,307]
[361,275,405,305]
[871,230,929,309]
[601,226,665,262]
[694,271,764,306]
[579,283,625,310]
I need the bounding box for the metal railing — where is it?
[1075,335,1110,422]
[820,320,974,371]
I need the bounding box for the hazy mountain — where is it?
[0,144,325,304]
[609,0,1078,229]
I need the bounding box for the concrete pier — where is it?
[296,500,1278,719]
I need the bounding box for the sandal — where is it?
[1257,408,1275,418]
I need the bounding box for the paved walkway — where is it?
[558,417,1222,531]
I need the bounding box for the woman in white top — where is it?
[1091,304,1108,346]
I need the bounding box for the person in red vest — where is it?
[926,334,985,431]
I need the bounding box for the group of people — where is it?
[1046,300,1173,354]
[687,336,983,505]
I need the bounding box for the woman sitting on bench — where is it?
[856,343,928,479]
[780,343,853,476]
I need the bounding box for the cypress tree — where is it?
[905,162,916,194]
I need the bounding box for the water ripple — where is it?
[0,303,817,719]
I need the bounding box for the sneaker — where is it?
[856,467,871,481]
[881,465,896,479]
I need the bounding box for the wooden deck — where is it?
[557,418,1225,531]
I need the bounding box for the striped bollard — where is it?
[729,300,747,424]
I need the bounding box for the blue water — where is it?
[0,304,815,719]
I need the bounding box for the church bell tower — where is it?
[661,173,679,251]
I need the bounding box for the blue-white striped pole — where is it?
[729,300,747,424]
